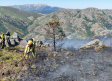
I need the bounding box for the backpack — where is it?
[26,38,33,42]
[40,41,43,45]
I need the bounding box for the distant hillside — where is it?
[1,7,112,41]
[0,6,43,37]
[25,8,112,41]
[11,4,62,14]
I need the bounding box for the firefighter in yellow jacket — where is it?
[37,40,44,47]
[24,38,35,58]
[0,33,5,49]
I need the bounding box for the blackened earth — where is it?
[16,47,112,81]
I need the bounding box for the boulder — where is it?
[19,39,27,48]
[10,32,18,39]
[10,32,20,43]
[5,35,10,47]
[80,39,104,49]
[10,39,15,46]
[5,32,20,47]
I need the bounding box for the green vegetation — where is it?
[100,17,112,30]
[73,14,77,17]
[0,51,23,63]
[1,6,42,20]
[77,14,81,18]
[102,11,106,15]
[77,10,81,13]
[70,29,75,33]
[0,6,43,38]
[0,46,25,81]
[83,16,96,24]
[68,21,72,28]
[0,24,7,33]
[109,15,112,20]
[84,24,94,37]
[45,18,66,51]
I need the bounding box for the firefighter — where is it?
[24,38,35,58]
[0,33,5,49]
[36,40,44,47]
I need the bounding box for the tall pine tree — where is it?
[45,18,66,51]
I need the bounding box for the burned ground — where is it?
[0,46,112,81]
[14,46,112,81]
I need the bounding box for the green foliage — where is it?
[35,21,40,26]
[102,11,106,15]
[100,17,112,30]
[83,16,96,24]
[86,26,92,34]
[0,20,7,33]
[31,65,36,69]
[52,14,57,19]
[21,29,29,38]
[77,14,81,18]
[84,24,93,37]
[68,21,72,28]
[0,25,7,33]
[70,29,75,33]
[109,15,112,20]
[104,23,112,30]
[10,33,14,35]
[73,14,77,17]
[1,55,12,61]
[0,6,43,38]
[1,6,42,20]
[8,77,16,81]
[77,10,81,13]
[45,18,66,51]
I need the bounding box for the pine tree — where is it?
[45,18,66,51]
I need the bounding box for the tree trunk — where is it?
[53,28,56,51]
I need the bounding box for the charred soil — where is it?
[1,46,112,81]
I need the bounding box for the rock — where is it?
[5,35,10,47]
[15,38,19,43]
[4,32,20,47]
[10,39,15,46]
[19,39,27,48]
[80,39,103,49]
[10,32,20,43]
[10,32,18,39]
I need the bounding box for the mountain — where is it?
[25,8,112,41]
[11,4,62,14]
[1,7,112,41]
[0,6,43,37]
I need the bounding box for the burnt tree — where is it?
[45,18,66,51]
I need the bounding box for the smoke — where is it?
[56,35,112,49]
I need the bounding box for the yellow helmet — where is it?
[37,40,39,42]
[28,40,33,47]
[32,38,35,41]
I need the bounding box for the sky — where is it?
[0,0,112,9]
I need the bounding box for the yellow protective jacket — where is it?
[0,34,5,42]
[37,41,44,47]
[24,39,35,57]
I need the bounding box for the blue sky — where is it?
[0,0,112,9]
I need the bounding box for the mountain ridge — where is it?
[11,4,62,14]
[24,7,112,41]
[0,6,43,37]
[1,7,112,41]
